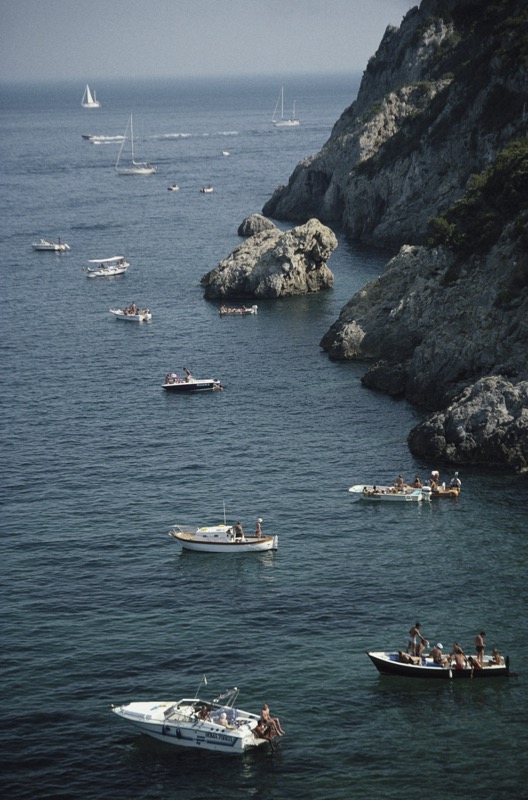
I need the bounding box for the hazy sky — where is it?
[1,0,417,83]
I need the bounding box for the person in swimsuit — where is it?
[475,631,486,664]
[260,703,284,735]
[408,622,428,656]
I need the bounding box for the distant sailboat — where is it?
[272,86,300,127]
[115,114,157,175]
[81,85,101,109]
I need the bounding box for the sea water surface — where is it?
[1,75,527,800]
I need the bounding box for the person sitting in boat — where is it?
[431,643,448,666]
[260,703,284,736]
[451,642,467,670]
[430,470,440,490]
[395,474,405,489]
[218,712,230,727]
[490,648,503,665]
[234,521,244,540]
[398,650,420,665]
[255,517,263,539]
[411,475,422,488]
[253,719,273,740]
[198,705,210,721]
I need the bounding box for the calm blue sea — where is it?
[1,75,527,800]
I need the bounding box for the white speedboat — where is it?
[110,305,152,321]
[200,185,214,193]
[349,485,431,502]
[84,257,129,278]
[32,239,70,252]
[162,374,223,392]
[112,687,277,754]
[168,523,278,553]
[168,183,180,191]
[219,304,258,316]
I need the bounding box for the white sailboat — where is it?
[115,114,157,175]
[81,85,101,109]
[272,86,300,127]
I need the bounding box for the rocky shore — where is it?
[262,0,528,471]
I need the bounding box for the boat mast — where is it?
[281,86,284,121]
[130,114,135,164]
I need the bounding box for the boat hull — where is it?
[86,267,128,278]
[163,379,221,392]
[32,240,70,252]
[169,530,278,552]
[110,309,151,322]
[112,699,266,754]
[367,651,509,679]
[349,485,428,502]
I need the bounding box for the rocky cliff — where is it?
[263,0,527,249]
[263,0,528,471]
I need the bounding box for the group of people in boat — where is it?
[122,303,149,316]
[164,367,194,384]
[364,469,461,496]
[196,701,284,739]
[219,305,256,315]
[400,622,503,669]
[228,518,264,540]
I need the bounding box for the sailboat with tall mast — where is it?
[115,114,157,175]
[272,86,300,127]
[81,85,101,108]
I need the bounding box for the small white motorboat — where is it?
[162,370,223,392]
[168,183,180,191]
[349,485,431,502]
[219,304,258,316]
[168,522,278,553]
[32,238,70,252]
[200,185,214,193]
[84,256,129,278]
[110,304,152,322]
[112,686,278,754]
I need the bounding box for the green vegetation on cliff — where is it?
[427,137,528,255]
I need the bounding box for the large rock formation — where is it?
[408,377,528,471]
[263,0,527,249]
[201,218,337,299]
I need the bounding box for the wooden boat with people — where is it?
[168,522,278,553]
[84,257,129,278]
[112,686,278,754]
[219,304,258,316]
[367,650,510,679]
[348,485,431,502]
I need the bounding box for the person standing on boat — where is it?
[475,631,486,664]
[234,521,244,540]
[255,518,263,539]
[407,622,428,656]
[184,367,192,382]
[450,472,462,489]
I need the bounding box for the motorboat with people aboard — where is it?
[349,485,430,502]
[367,650,510,679]
[110,303,152,322]
[162,367,223,392]
[200,185,214,193]
[219,304,258,316]
[32,238,70,252]
[84,257,129,278]
[167,183,180,191]
[168,517,278,553]
[112,684,281,754]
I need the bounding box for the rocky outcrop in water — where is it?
[201,218,337,299]
[263,0,527,249]
[408,377,528,471]
[237,214,277,237]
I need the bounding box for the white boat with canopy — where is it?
[112,685,279,754]
[81,84,100,109]
[84,256,129,278]
[272,86,300,127]
[115,114,156,175]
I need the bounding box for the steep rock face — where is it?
[320,225,528,412]
[201,218,337,299]
[263,0,528,248]
[408,377,528,471]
